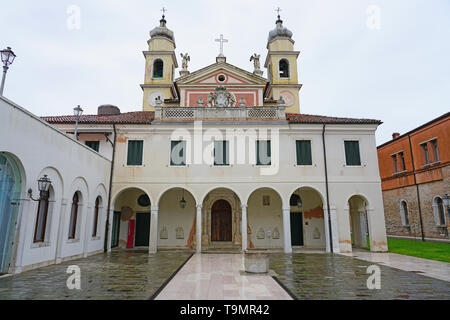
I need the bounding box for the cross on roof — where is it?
[161,7,167,18]
[275,7,282,18]
[215,34,228,56]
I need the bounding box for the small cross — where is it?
[215,34,228,56]
[161,7,167,17]
[275,7,282,17]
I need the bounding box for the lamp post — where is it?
[73,105,83,140]
[28,175,52,201]
[0,47,16,96]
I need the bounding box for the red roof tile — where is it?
[286,113,382,124]
[41,111,155,124]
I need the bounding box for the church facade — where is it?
[43,14,389,256]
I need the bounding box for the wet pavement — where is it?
[269,253,450,300]
[0,250,192,300]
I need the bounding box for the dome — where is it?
[268,16,293,42]
[149,17,175,42]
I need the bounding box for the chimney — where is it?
[98,104,120,116]
[392,132,400,140]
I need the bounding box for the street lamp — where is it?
[179,189,186,208]
[28,175,52,201]
[73,105,83,140]
[0,47,16,96]
[296,191,302,209]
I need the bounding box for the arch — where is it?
[37,166,64,201]
[68,176,89,205]
[347,194,371,249]
[157,186,198,207]
[200,186,242,205]
[279,58,290,78]
[432,196,446,226]
[345,193,371,210]
[0,152,26,274]
[399,199,410,226]
[153,59,164,78]
[286,185,325,208]
[245,186,283,207]
[111,186,154,209]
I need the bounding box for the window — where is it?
[153,59,163,78]
[214,141,229,166]
[400,200,410,226]
[68,192,79,239]
[85,141,99,152]
[422,143,430,164]
[256,140,271,165]
[392,154,398,173]
[431,139,440,162]
[399,152,406,171]
[127,140,143,166]
[296,140,312,165]
[170,140,186,166]
[279,59,289,78]
[344,141,361,166]
[92,196,101,237]
[433,197,446,226]
[34,190,50,242]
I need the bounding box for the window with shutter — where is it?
[85,141,100,152]
[214,141,229,166]
[256,140,271,165]
[171,140,186,166]
[127,140,143,166]
[296,140,312,165]
[344,141,361,166]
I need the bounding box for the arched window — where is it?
[153,59,163,78]
[92,196,101,237]
[400,200,409,226]
[433,197,446,226]
[34,187,52,242]
[68,192,79,239]
[279,59,289,78]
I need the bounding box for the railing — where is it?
[154,106,286,122]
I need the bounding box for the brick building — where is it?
[377,112,449,241]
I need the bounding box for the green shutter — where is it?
[296,140,312,165]
[85,141,99,152]
[127,140,143,165]
[214,141,229,166]
[345,141,361,166]
[256,141,271,165]
[171,140,186,166]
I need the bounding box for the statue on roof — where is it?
[180,53,190,71]
[250,53,263,76]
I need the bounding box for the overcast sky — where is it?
[1,0,449,145]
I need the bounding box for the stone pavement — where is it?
[155,253,292,300]
[339,249,450,282]
[269,253,450,300]
[0,250,192,300]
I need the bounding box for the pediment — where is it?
[176,63,267,86]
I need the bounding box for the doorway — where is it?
[290,212,304,246]
[111,211,121,248]
[211,200,232,241]
[135,213,150,246]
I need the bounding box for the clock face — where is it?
[148,91,164,107]
[280,91,295,107]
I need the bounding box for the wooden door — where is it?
[290,212,304,246]
[211,200,232,241]
[135,213,150,246]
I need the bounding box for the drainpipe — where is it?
[104,123,117,252]
[408,134,425,241]
[322,124,333,253]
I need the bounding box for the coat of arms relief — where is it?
[207,86,236,107]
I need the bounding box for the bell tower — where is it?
[264,11,302,113]
[141,10,178,111]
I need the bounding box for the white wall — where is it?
[0,97,111,273]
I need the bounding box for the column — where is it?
[11,194,30,274]
[55,198,68,263]
[282,207,292,253]
[149,205,158,253]
[83,202,93,258]
[324,206,341,253]
[106,209,114,252]
[359,210,368,248]
[196,205,202,253]
[241,204,248,251]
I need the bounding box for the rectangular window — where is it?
[296,140,312,165]
[214,141,229,166]
[344,141,361,166]
[127,140,143,166]
[431,139,439,162]
[85,141,100,152]
[392,154,398,173]
[256,140,271,166]
[170,140,186,166]
[422,143,430,164]
[399,152,406,171]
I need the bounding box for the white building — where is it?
[0,13,388,275]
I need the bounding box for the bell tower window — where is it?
[153,59,164,78]
[279,59,289,78]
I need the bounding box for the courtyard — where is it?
[0,249,448,300]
